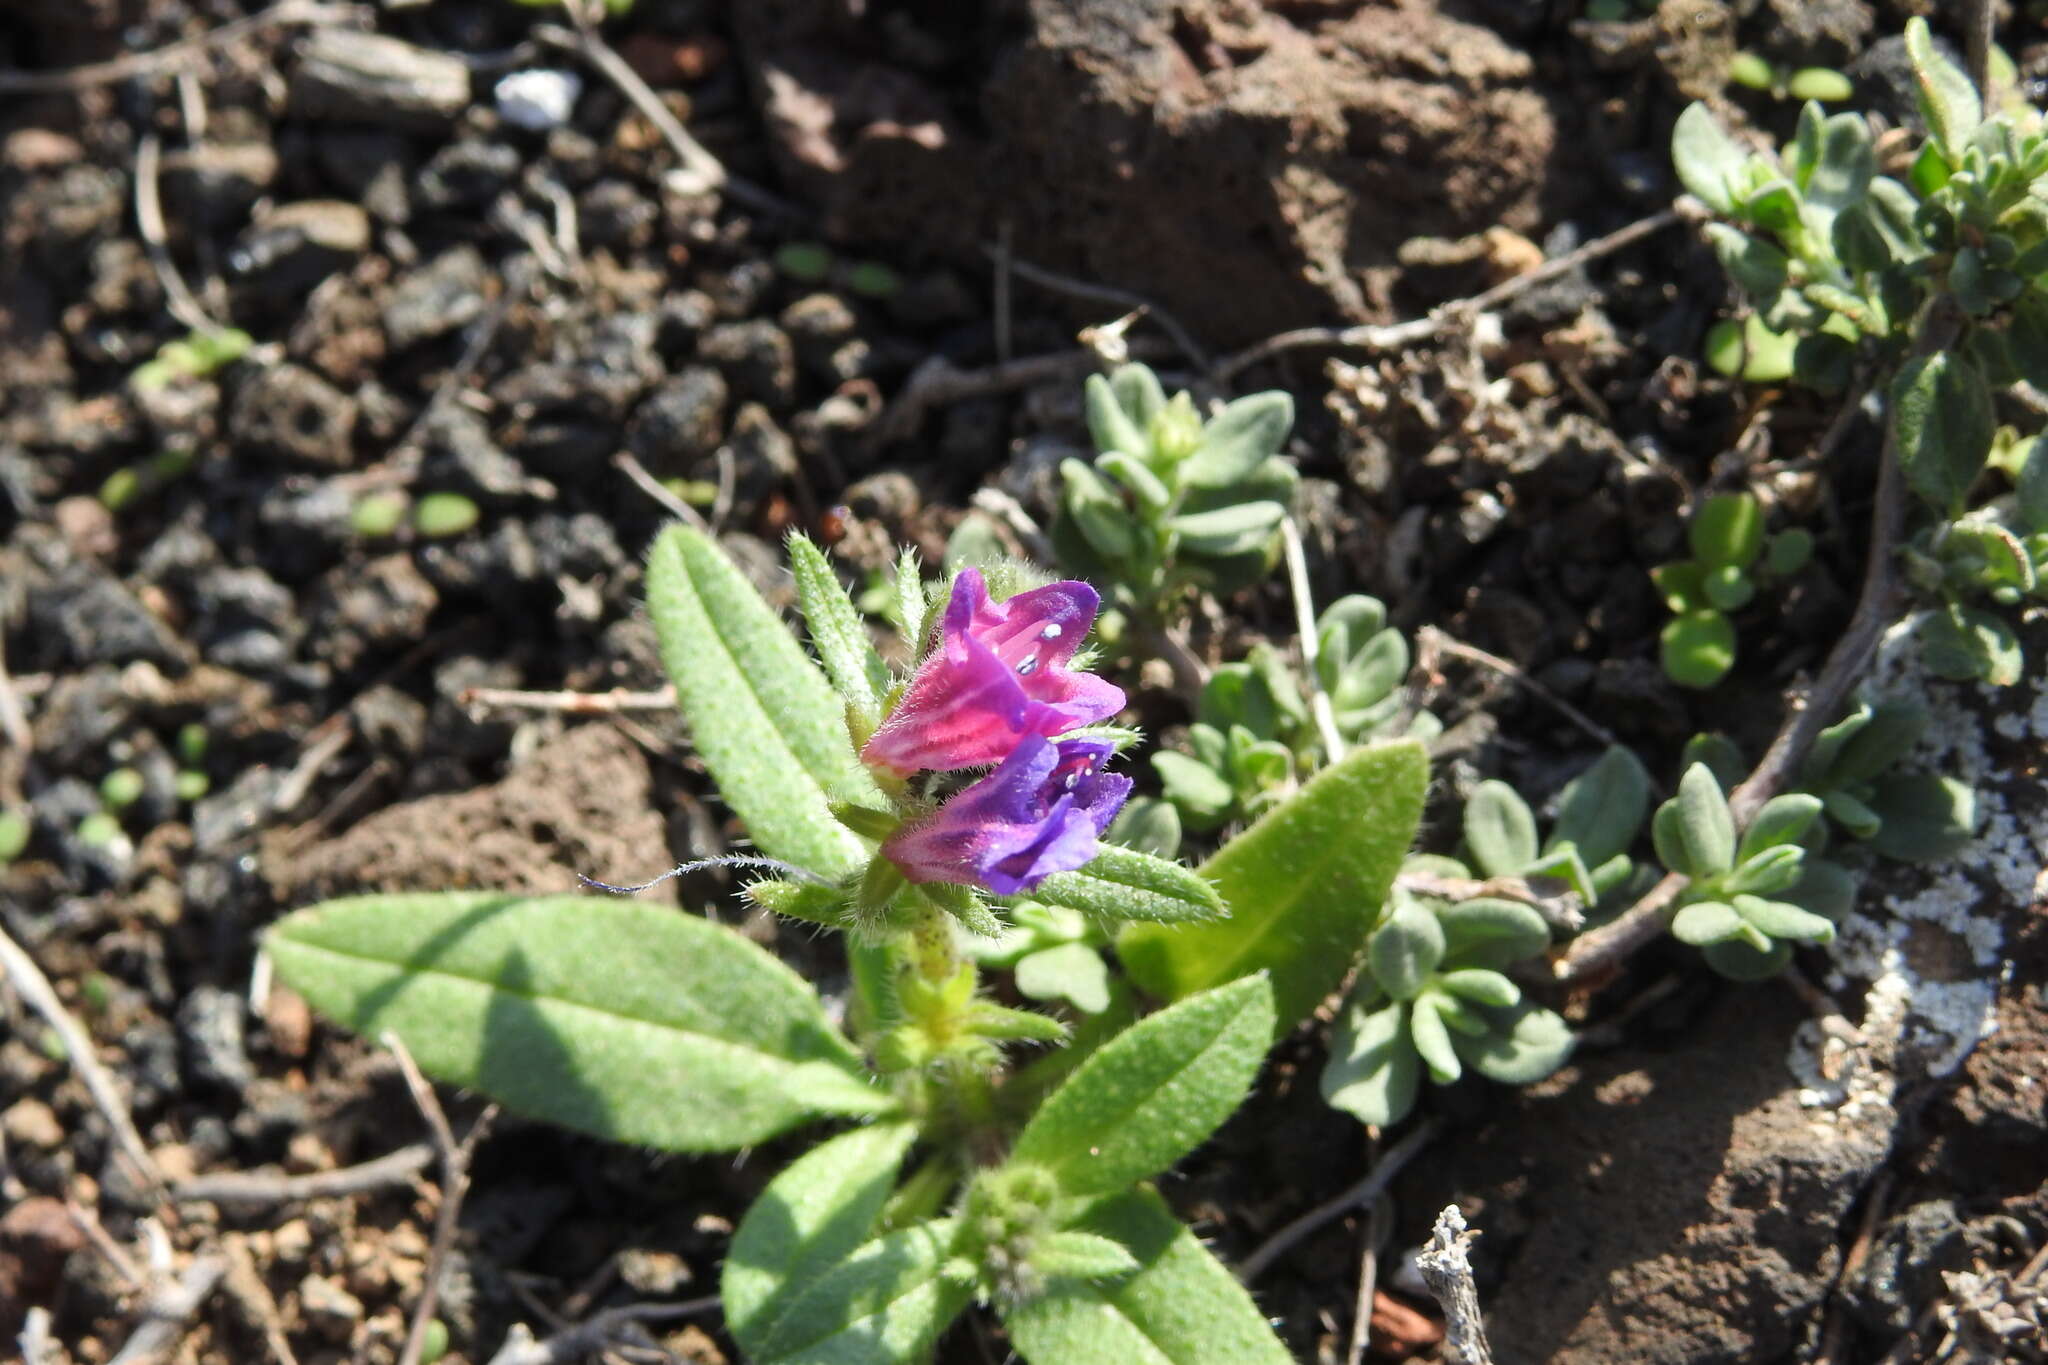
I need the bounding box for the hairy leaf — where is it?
[1002,1190,1291,1365]
[1183,392,1293,489]
[788,533,891,722]
[1023,844,1227,925]
[1120,742,1428,1033]
[267,894,889,1152]
[1464,780,1538,877]
[1321,997,1418,1127]
[756,1219,970,1365]
[1009,976,1274,1196]
[1547,747,1651,868]
[1893,351,1995,517]
[647,526,873,877]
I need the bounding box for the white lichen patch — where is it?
[1797,618,2044,1119]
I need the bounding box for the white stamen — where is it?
[1016,657,1038,676]
[1040,623,1063,640]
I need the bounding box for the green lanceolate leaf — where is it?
[1086,373,1149,459]
[1672,103,1749,215]
[1408,992,1461,1084]
[1737,793,1824,861]
[1733,893,1835,944]
[789,533,891,722]
[1008,976,1274,1196]
[1892,351,1995,517]
[1120,741,1429,1033]
[1064,458,1139,561]
[1672,762,1737,877]
[1691,492,1766,570]
[755,1219,970,1365]
[1671,899,1746,946]
[1182,392,1293,489]
[1029,1230,1142,1283]
[1168,500,1287,556]
[1704,224,1790,304]
[1321,996,1419,1127]
[725,1122,918,1356]
[1438,897,1552,970]
[266,894,891,1152]
[1111,364,1168,433]
[893,546,929,648]
[1002,1189,1292,1365]
[1464,779,1539,876]
[647,526,874,878]
[1904,16,1982,163]
[1547,746,1651,868]
[1152,751,1237,830]
[1023,844,1227,925]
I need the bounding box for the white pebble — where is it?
[495,69,583,132]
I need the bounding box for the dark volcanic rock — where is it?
[230,364,359,469]
[628,367,730,474]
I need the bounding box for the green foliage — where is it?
[1651,767,1849,978]
[1457,747,1651,907]
[265,893,894,1151]
[412,492,479,539]
[724,1123,919,1358]
[646,525,876,878]
[1000,1190,1292,1365]
[1053,363,1299,623]
[1323,887,1571,1127]
[1009,976,1274,1196]
[1728,51,1854,104]
[1652,492,1811,688]
[1797,699,1978,860]
[100,446,195,513]
[751,1220,970,1365]
[0,808,30,864]
[1679,22,2048,686]
[350,492,408,539]
[1121,741,1428,1035]
[1153,595,1437,835]
[131,326,252,391]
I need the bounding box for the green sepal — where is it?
[788,532,891,724]
[746,878,855,929]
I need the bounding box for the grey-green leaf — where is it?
[1452,1001,1575,1086]
[1733,894,1835,944]
[1672,762,1737,877]
[1120,742,1429,1034]
[756,1219,970,1365]
[789,533,890,721]
[1408,992,1461,1084]
[1672,103,1749,214]
[1029,1230,1142,1283]
[1547,746,1651,868]
[1321,997,1419,1128]
[1892,351,1995,517]
[647,526,873,878]
[1183,392,1293,489]
[1002,1190,1292,1365]
[1086,373,1149,458]
[1438,897,1552,971]
[1023,844,1227,925]
[1737,793,1824,861]
[1168,500,1287,555]
[1865,773,1978,862]
[1464,779,1539,877]
[1367,897,1446,1001]
[266,894,890,1152]
[1904,16,1982,162]
[725,1122,918,1355]
[1671,899,1744,946]
[1009,976,1275,1196]
[1015,943,1113,1015]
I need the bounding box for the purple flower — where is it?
[882,736,1133,894]
[861,569,1125,775]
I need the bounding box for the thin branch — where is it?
[173,1143,434,1206]
[387,1035,498,1365]
[1238,1118,1441,1283]
[1415,626,1632,760]
[1282,516,1347,763]
[1345,1186,1388,1365]
[867,350,1102,452]
[19,1307,52,1365]
[1214,207,1686,384]
[1965,0,1997,105]
[531,23,791,216]
[135,130,223,337]
[485,1299,721,1365]
[989,248,1210,372]
[459,685,677,715]
[107,1254,228,1365]
[0,629,31,759]
[1554,306,1961,987]
[1415,1206,1493,1365]
[1395,870,1583,934]
[969,487,1055,564]
[0,0,356,95]
[612,450,714,533]
[0,924,163,1195]
[224,1234,304,1365]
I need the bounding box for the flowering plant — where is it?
[267,523,1428,1364]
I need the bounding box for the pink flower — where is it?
[861,569,1124,775]
[882,736,1132,894]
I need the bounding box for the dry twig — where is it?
[135,130,224,337]
[1415,626,1631,759]
[866,350,1103,451]
[387,1035,499,1365]
[987,248,1210,372]
[460,685,677,715]
[1238,1118,1441,1283]
[1214,207,1686,383]
[485,1298,720,1365]
[613,450,714,532]
[174,1142,435,1206]
[1345,1188,1389,1365]
[0,925,164,1195]
[1415,1206,1493,1365]
[1395,869,1583,934]
[107,1253,228,1365]
[0,0,355,95]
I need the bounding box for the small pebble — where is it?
[495,68,583,132]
